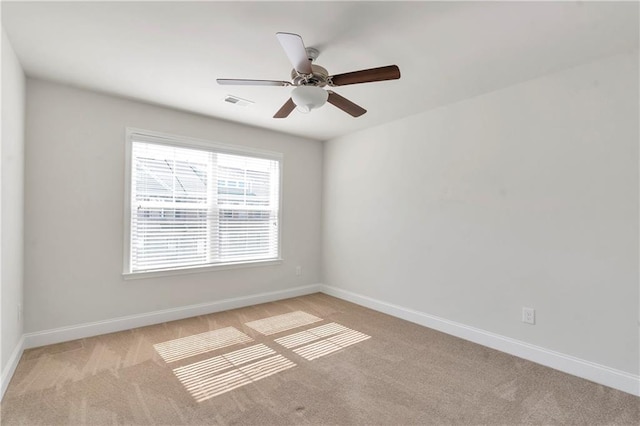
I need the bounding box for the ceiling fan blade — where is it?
[327,91,367,117]
[330,65,401,86]
[273,98,296,118]
[217,79,291,86]
[276,32,313,75]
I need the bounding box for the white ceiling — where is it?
[2,1,638,141]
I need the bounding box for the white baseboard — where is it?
[321,285,640,397]
[1,335,25,400]
[23,284,322,350]
[7,283,638,399]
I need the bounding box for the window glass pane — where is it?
[132,207,209,270]
[218,209,276,261]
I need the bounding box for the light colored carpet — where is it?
[1,293,638,425]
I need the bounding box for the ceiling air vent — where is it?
[224,95,254,107]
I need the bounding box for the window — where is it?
[124,129,281,275]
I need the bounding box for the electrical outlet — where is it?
[522,307,535,325]
[295,266,302,276]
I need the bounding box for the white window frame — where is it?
[123,128,283,279]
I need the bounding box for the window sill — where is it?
[123,258,283,280]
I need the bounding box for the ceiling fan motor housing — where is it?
[291,64,329,87]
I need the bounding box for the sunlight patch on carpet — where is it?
[154,327,253,363]
[274,322,371,361]
[174,350,296,402]
[292,329,371,361]
[173,344,275,383]
[274,322,350,348]
[244,311,322,335]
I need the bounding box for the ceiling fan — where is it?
[217,32,401,118]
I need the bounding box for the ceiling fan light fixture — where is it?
[291,86,328,113]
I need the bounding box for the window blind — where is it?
[130,140,280,273]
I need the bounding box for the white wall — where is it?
[323,51,639,375]
[24,79,322,333]
[1,28,25,373]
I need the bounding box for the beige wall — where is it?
[323,51,639,375]
[24,79,323,332]
[1,28,26,373]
